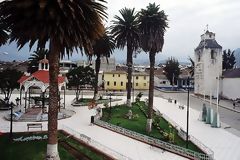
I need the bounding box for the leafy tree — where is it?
[28,48,49,73]
[67,66,95,101]
[0,69,22,102]
[164,57,180,85]
[0,0,106,158]
[111,8,140,107]
[138,3,168,133]
[223,49,236,70]
[91,29,115,100]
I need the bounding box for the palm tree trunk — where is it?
[46,39,60,160]
[94,56,101,100]
[146,52,155,133]
[126,43,133,107]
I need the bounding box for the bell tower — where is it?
[194,30,222,97]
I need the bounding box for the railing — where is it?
[94,119,214,160]
[157,109,214,159]
[60,124,132,160]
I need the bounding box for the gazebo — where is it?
[18,57,66,113]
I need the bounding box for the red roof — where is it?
[18,70,65,84]
[18,75,30,83]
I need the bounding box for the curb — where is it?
[191,95,240,114]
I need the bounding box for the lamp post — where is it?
[109,93,112,114]
[132,73,135,103]
[186,77,190,148]
[9,102,13,140]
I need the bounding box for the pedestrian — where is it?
[233,102,235,109]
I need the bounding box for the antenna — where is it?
[206,24,209,31]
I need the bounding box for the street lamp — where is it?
[186,77,190,148]
[109,93,112,113]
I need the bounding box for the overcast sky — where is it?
[1,0,240,64]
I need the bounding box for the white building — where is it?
[222,69,240,99]
[194,30,222,97]
[59,60,77,75]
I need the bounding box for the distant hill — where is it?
[234,48,240,68]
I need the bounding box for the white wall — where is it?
[222,78,240,100]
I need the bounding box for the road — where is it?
[154,90,240,136]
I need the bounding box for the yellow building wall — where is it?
[133,75,149,90]
[104,73,127,91]
[104,72,149,91]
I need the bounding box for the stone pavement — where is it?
[0,94,186,160]
[153,97,240,160]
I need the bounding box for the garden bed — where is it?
[0,131,112,160]
[72,98,122,106]
[100,101,203,153]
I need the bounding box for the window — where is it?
[198,54,201,62]
[144,83,146,86]
[41,63,44,69]
[211,50,215,59]
[45,64,48,69]
[136,83,138,86]
[144,76,146,80]
[113,74,115,77]
[136,76,139,80]
[107,81,110,86]
[121,82,123,86]
[118,74,120,77]
[114,81,116,86]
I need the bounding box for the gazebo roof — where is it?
[18,70,65,84]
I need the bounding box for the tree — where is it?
[0,1,106,159]
[188,56,194,77]
[111,8,140,107]
[138,3,168,133]
[91,29,115,100]
[164,57,180,85]
[0,22,8,46]
[67,66,95,101]
[28,48,49,73]
[223,49,236,70]
[0,69,22,103]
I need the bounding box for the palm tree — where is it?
[111,8,140,107]
[138,3,168,133]
[188,56,195,77]
[0,23,8,46]
[0,1,106,159]
[28,48,49,73]
[91,29,115,100]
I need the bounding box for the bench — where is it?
[27,123,42,131]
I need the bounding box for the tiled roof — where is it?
[223,68,240,78]
[195,39,222,51]
[17,75,30,83]
[18,70,65,84]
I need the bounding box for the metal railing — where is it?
[60,124,132,160]
[94,119,214,160]
[159,106,214,159]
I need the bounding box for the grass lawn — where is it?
[0,131,106,160]
[101,101,203,153]
[58,132,106,160]
[0,132,75,160]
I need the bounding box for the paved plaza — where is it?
[1,93,240,160]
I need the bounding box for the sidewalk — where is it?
[192,94,240,113]
[153,97,240,160]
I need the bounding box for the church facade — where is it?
[194,30,240,100]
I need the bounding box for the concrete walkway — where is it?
[0,94,186,160]
[153,97,240,160]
